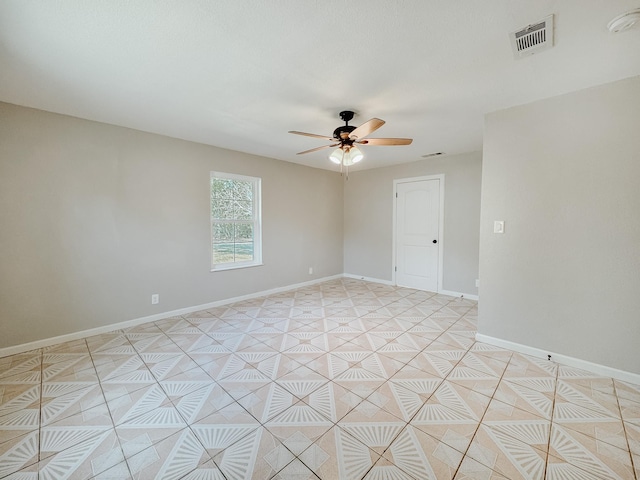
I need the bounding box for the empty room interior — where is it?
[1,2,640,479]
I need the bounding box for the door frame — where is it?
[392,174,445,292]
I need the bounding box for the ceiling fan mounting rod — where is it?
[334,111,357,143]
[339,110,355,125]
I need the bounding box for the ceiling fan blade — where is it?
[289,131,335,142]
[357,138,413,146]
[348,118,385,140]
[296,144,339,155]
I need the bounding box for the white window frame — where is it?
[210,171,262,271]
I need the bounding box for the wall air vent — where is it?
[510,15,554,59]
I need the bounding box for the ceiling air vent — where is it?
[510,15,554,59]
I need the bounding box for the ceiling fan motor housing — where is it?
[333,125,356,142]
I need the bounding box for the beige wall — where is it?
[343,152,482,295]
[479,75,640,374]
[0,102,344,348]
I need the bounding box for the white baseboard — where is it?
[439,289,479,301]
[343,274,479,300]
[475,333,640,385]
[0,274,344,358]
[1,272,479,359]
[342,273,394,286]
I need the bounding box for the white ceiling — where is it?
[1,1,639,171]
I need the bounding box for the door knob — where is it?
[432,239,437,244]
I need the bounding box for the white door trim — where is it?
[392,174,445,292]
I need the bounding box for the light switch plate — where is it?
[494,221,505,234]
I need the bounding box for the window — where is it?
[210,172,262,271]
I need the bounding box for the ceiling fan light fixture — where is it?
[342,152,355,166]
[329,148,343,164]
[347,146,364,165]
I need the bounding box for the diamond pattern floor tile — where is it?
[1,279,639,480]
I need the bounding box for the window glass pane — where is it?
[235,223,254,262]
[234,200,252,220]
[212,199,234,220]
[235,223,253,243]
[213,243,234,264]
[234,242,254,262]
[212,223,234,243]
[211,178,235,198]
[236,223,253,238]
[235,181,253,202]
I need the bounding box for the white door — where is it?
[395,178,441,291]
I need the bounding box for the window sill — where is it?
[210,262,264,272]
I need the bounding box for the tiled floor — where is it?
[1,278,639,479]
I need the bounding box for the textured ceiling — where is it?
[1,1,639,171]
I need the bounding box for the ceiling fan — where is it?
[288,111,413,170]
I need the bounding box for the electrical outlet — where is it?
[151,294,159,305]
[308,267,313,275]
[475,279,479,288]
